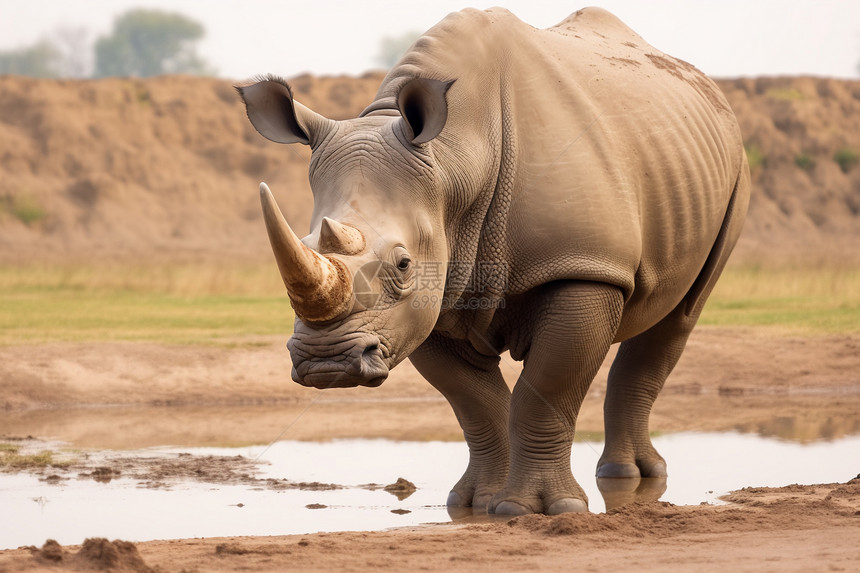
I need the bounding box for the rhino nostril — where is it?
[359,343,387,382]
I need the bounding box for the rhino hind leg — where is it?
[489,281,624,516]
[598,168,750,480]
[597,302,696,479]
[408,333,512,509]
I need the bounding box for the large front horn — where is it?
[259,182,353,322]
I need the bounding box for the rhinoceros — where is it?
[237,7,750,515]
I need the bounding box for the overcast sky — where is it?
[1,0,858,80]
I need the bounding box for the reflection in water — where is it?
[445,506,514,524]
[3,394,859,449]
[2,433,859,550]
[0,402,465,448]
[597,477,668,510]
[748,414,860,442]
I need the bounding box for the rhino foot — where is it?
[596,458,667,479]
[596,462,641,478]
[546,497,589,515]
[488,484,589,515]
[491,500,532,516]
[447,487,498,509]
[447,490,470,507]
[490,496,588,516]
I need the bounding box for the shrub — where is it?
[2,194,47,226]
[794,153,816,171]
[833,148,858,174]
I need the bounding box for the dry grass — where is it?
[0,446,71,470]
[0,262,292,345]
[1,261,857,347]
[0,260,285,297]
[702,263,860,333]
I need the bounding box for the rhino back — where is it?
[381,8,745,338]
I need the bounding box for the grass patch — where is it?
[1,194,46,226]
[0,449,71,470]
[0,261,285,297]
[134,84,152,106]
[833,148,858,174]
[794,153,816,171]
[744,143,766,171]
[701,264,860,334]
[0,262,294,346]
[1,262,858,346]
[765,86,806,101]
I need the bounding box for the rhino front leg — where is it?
[489,281,624,515]
[409,332,511,508]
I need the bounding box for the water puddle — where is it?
[2,433,859,550]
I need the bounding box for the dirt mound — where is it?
[0,73,384,263]
[0,73,858,264]
[720,77,860,262]
[504,478,860,539]
[27,538,153,572]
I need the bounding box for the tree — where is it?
[375,31,421,69]
[0,28,92,78]
[0,40,62,77]
[94,9,214,77]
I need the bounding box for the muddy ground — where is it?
[1,479,859,573]
[1,326,859,571]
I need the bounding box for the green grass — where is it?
[794,153,816,171]
[744,143,766,171]
[765,86,807,101]
[701,265,860,334]
[0,448,71,470]
[0,262,294,346]
[833,148,858,174]
[1,262,858,346]
[1,194,46,226]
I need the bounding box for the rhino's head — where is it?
[237,76,455,389]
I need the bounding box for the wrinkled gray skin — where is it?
[237,7,750,515]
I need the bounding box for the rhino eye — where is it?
[386,247,415,297]
[392,246,411,272]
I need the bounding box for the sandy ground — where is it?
[1,326,859,571]
[2,327,858,445]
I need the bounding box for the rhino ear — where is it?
[396,77,454,145]
[236,76,332,146]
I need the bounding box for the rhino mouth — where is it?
[288,331,390,389]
